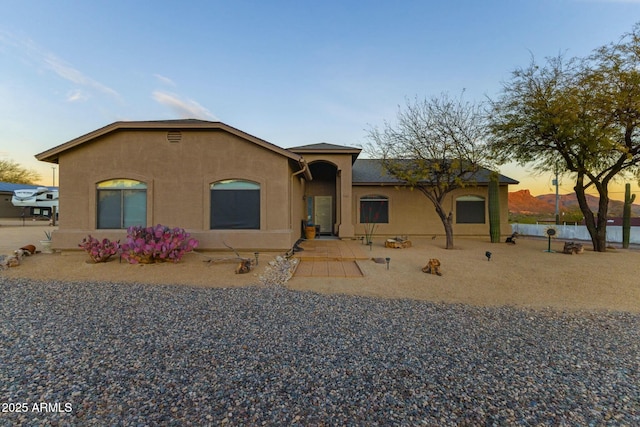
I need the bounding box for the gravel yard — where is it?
[1,278,638,425]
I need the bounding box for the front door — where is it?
[314,196,332,234]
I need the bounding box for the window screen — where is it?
[456,195,485,224]
[210,180,260,229]
[359,195,389,223]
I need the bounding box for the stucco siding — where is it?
[353,185,511,238]
[53,129,300,250]
[41,121,516,251]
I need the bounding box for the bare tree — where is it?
[367,94,494,249]
[0,159,41,184]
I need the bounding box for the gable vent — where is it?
[167,130,182,143]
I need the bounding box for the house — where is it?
[35,119,518,250]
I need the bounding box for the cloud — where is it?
[154,74,176,86]
[152,90,218,120]
[43,54,120,99]
[66,89,89,102]
[1,30,120,101]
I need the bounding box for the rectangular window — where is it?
[456,196,485,224]
[210,180,260,229]
[97,180,147,229]
[123,190,147,228]
[359,196,389,223]
[97,190,122,229]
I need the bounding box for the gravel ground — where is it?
[1,278,639,426]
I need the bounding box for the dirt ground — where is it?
[1,219,639,313]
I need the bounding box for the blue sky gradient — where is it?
[1,0,639,199]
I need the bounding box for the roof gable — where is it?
[289,143,361,164]
[288,142,361,152]
[35,120,304,164]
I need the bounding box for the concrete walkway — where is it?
[292,239,369,277]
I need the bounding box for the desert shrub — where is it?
[78,235,120,263]
[120,224,199,264]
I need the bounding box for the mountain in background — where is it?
[508,189,640,217]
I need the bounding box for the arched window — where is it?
[456,195,485,224]
[97,179,147,229]
[210,180,260,229]
[359,195,389,223]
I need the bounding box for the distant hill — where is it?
[508,189,640,217]
[508,190,555,215]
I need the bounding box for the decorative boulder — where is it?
[422,258,442,276]
[385,237,412,249]
[563,242,584,255]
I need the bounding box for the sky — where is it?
[1,0,640,201]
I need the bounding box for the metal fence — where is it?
[510,223,640,245]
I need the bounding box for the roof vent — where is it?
[167,130,182,143]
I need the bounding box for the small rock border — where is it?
[259,255,299,287]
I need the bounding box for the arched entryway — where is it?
[306,161,338,235]
[289,142,360,239]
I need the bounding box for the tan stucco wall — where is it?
[53,129,305,251]
[290,169,307,240]
[352,185,511,239]
[299,154,356,237]
[49,125,514,250]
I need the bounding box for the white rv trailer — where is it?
[11,187,59,218]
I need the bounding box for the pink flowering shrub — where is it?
[78,235,120,263]
[120,224,199,264]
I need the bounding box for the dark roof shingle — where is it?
[352,159,519,185]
